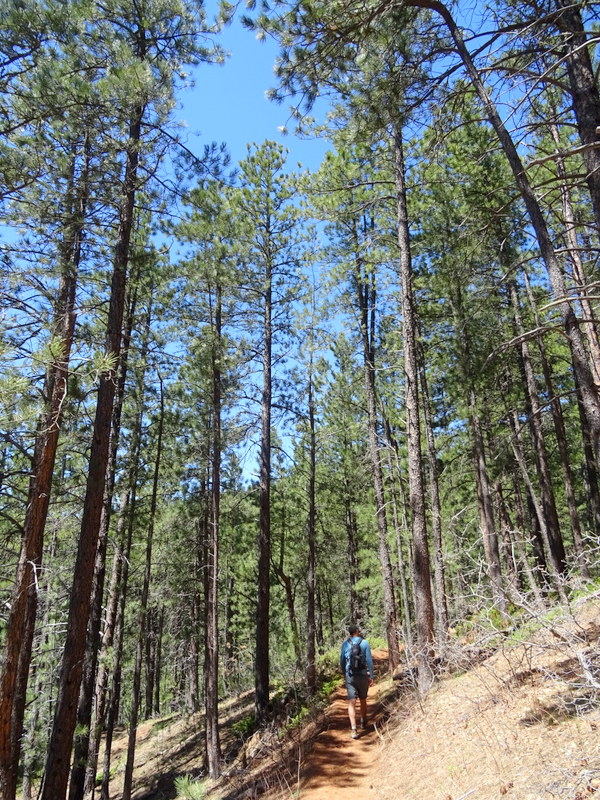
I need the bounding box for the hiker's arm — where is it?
[364,642,374,680]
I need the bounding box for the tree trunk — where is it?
[40,106,143,800]
[417,0,600,465]
[393,125,435,675]
[498,480,546,607]
[306,369,317,695]
[555,0,600,234]
[494,481,520,595]
[70,276,140,800]
[99,501,137,800]
[382,418,414,652]
[573,368,600,532]
[145,608,156,720]
[352,213,400,671]
[510,412,569,602]
[122,373,164,800]
[255,259,272,722]
[523,271,590,578]
[450,274,507,616]
[550,123,600,385]
[154,606,164,716]
[97,412,144,800]
[0,136,89,800]
[472,397,507,615]
[509,280,566,571]
[417,340,449,643]
[343,480,362,624]
[205,282,222,779]
[83,386,144,799]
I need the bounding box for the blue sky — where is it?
[176,11,331,171]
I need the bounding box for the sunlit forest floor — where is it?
[104,595,600,800]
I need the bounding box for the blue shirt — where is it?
[340,635,374,676]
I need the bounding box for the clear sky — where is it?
[176,10,331,172]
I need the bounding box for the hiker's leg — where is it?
[346,677,358,730]
[347,698,357,729]
[359,696,367,720]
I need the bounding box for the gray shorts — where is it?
[345,673,369,700]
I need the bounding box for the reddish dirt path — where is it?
[293,650,389,800]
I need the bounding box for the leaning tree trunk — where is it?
[416,0,600,465]
[522,271,590,578]
[509,280,566,572]
[550,122,600,384]
[510,412,569,603]
[555,0,600,235]
[0,136,89,800]
[122,372,164,800]
[40,106,143,800]
[450,275,507,616]
[393,125,435,676]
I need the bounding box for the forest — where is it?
[1,0,600,797]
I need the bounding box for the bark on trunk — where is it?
[555,0,600,234]
[255,260,272,721]
[306,369,317,696]
[122,373,164,800]
[510,412,569,602]
[206,282,222,779]
[70,277,139,800]
[417,341,449,642]
[40,107,142,800]
[523,271,590,577]
[352,214,400,670]
[382,419,414,651]
[344,481,362,623]
[415,0,600,465]
[394,126,435,675]
[0,137,88,800]
[509,281,566,572]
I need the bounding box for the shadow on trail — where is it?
[216,650,416,800]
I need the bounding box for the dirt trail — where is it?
[291,649,392,800]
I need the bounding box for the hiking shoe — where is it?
[350,728,359,739]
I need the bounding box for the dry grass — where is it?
[104,595,600,800]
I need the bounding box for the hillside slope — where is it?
[108,595,600,800]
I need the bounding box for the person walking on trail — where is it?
[340,623,374,739]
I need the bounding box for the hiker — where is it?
[340,623,374,739]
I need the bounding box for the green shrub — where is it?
[286,705,310,730]
[174,774,206,800]
[231,713,256,739]
[319,677,343,699]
